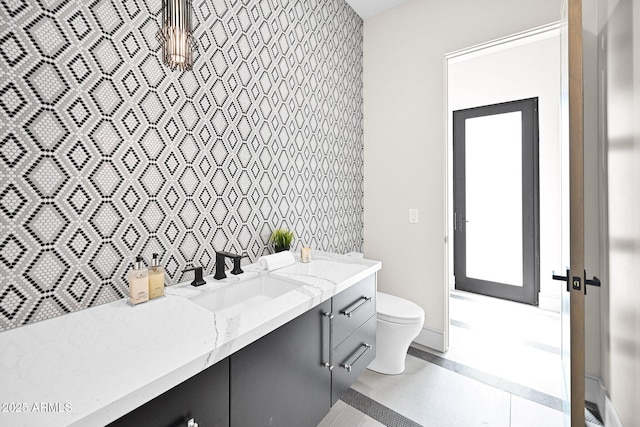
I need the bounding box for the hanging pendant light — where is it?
[157,0,197,71]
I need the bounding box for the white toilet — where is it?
[343,252,425,375]
[367,291,425,375]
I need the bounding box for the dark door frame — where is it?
[453,97,540,305]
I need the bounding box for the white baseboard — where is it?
[538,292,561,312]
[585,375,623,427]
[414,327,445,353]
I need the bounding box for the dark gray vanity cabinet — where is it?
[330,274,377,405]
[108,357,230,427]
[230,299,332,427]
[230,274,377,425]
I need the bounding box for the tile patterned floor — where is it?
[319,290,568,427]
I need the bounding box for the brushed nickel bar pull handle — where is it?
[340,296,372,318]
[322,311,334,370]
[341,343,372,372]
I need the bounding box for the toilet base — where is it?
[367,357,407,375]
[366,317,423,375]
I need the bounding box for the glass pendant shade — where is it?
[157,0,197,71]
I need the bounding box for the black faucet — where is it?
[182,266,206,287]
[214,251,248,280]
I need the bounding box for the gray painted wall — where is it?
[363,0,560,350]
[596,0,640,423]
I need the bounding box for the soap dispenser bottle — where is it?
[148,253,165,299]
[128,256,149,306]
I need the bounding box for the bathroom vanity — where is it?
[110,274,376,427]
[0,251,380,427]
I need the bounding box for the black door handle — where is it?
[552,269,601,294]
[552,269,570,292]
[584,271,601,295]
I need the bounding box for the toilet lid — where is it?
[377,292,425,324]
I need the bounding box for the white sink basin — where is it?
[189,274,301,317]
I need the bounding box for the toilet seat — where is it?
[377,292,424,325]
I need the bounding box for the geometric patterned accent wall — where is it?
[0,0,363,331]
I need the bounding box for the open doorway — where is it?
[445,22,564,321]
[442,22,568,419]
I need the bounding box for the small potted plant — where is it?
[271,228,294,253]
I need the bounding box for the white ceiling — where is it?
[344,0,410,20]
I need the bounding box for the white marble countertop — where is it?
[0,251,380,427]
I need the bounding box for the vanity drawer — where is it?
[108,357,229,427]
[331,315,376,405]
[332,274,376,345]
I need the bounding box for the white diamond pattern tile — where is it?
[139,128,164,160]
[139,91,164,125]
[89,37,123,76]
[24,202,68,245]
[140,200,164,233]
[0,0,363,331]
[24,155,68,198]
[25,61,69,106]
[25,108,69,151]
[89,0,123,36]
[89,241,122,281]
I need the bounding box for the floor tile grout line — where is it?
[450,318,561,355]
[408,346,564,412]
[340,388,424,427]
[327,401,347,427]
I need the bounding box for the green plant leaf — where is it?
[271,228,294,247]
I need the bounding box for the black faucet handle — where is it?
[231,254,250,275]
[214,251,249,279]
[182,266,206,287]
